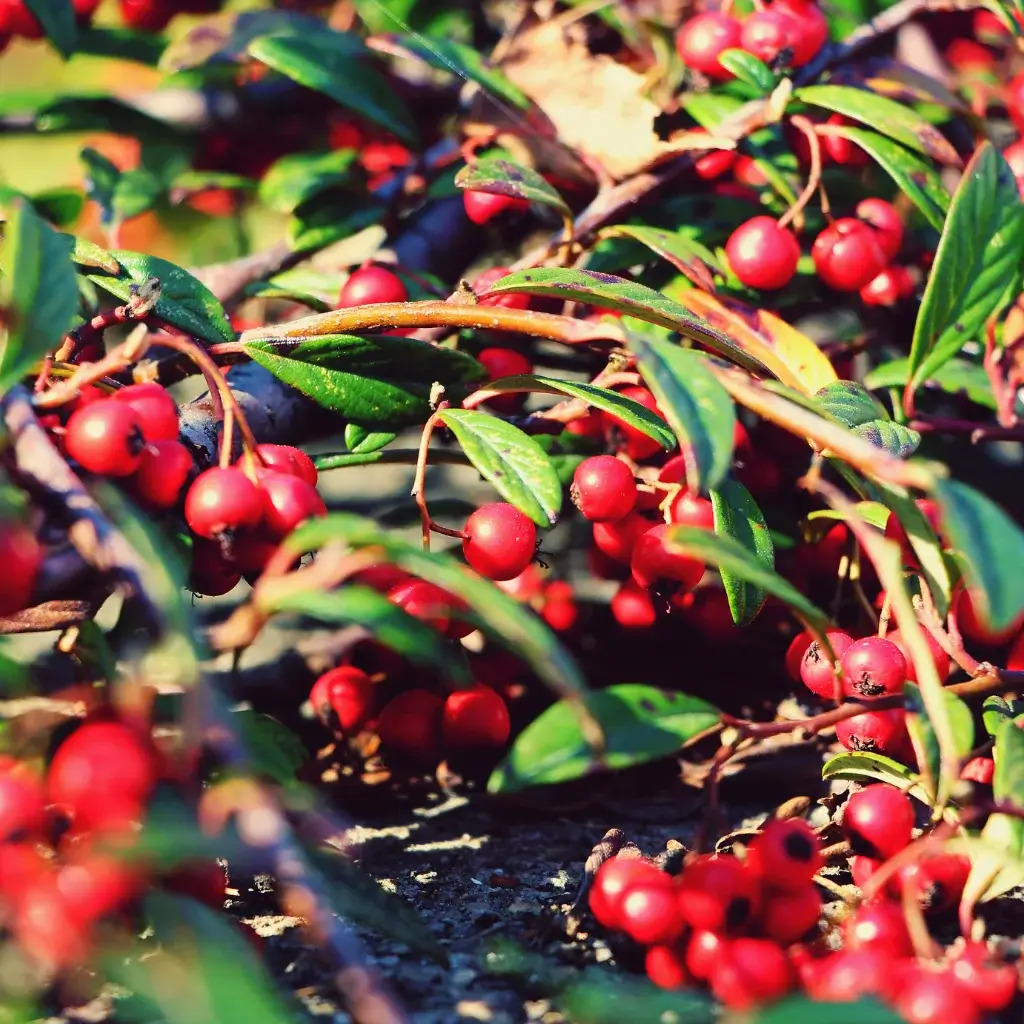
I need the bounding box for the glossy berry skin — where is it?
[645,944,690,989]
[691,129,737,180]
[760,882,822,945]
[840,636,907,700]
[590,857,665,930]
[897,852,970,914]
[463,190,530,225]
[189,539,241,597]
[388,579,453,634]
[65,399,145,477]
[611,579,658,629]
[462,503,537,581]
[894,966,981,1024]
[844,900,913,958]
[572,456,637,522]
[960,756,995,785]
[620,880,685,946]
[887,627,951,684]
[185,467,264,539]
[136,440,192,509]
[377,689,444,769]
[631,523,705,593]
[113,383,179,442]
[593,513,649,564]
[842,784,915,859]
[259,471,327,539]
[835,708,908,757]
[442,685,511,751]
[799,629,854,699]
[812,218,887,291]
[685,929,723,981]
[601,386,668,461]
[860,266,914,306]
[821,114,870,166]
[951,942,1018,1012]
[677,855,760,933]
[856,197,904,261]
[746,818,822,889]
[675,12,742,79]
[740,9,800,65]
[725,217,800,290]
[47,722,155,833]
[668,491,715,530]
[252,444,318,486]
[473,266,531,309]
[955,586,1020,645]
[338,265,407,307]
[803,948,891,1002]
[0,759,46,843]
[119,0,173,31]
[774,0,828,65]
[309,666,374,733]
[711,937,793,1010]
[0,522,42,616]
[785,631,813,683]
[477,347,533,415]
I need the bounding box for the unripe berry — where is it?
[572,456,637,522]
[840,636,908,699]
[812,218,887,291]
[377,689,444,769]
[136,440,192,509]
[185,467,264,539]
[309,666,374,733]
[631,523,705,593]
[842,784,915,859]
[65,399,145,477]
[462,503,537,581]
[835,707,909,757]
[463,190,530,225]
[112,383,179,442]
[798,629,854,699]
[338,265,407,307]
[746,818,822,888]
[675,12,743,79]
[725,217,801,290]
[442,685,511,751]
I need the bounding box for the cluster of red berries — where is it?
[675,0,828,78]
[328,118,415,191]
[0,722,228,969]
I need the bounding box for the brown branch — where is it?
[909,416,1024,444]
[0,599,99,635]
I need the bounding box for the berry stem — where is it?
[777,115,822,231]
[411,404,450,550]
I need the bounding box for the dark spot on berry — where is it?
[726,896,753,930]
[853,671,883,697]
[783,831,815,863]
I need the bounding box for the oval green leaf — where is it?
[438,408,562,527]
[850,419,921,458]
[487,684,719,794]
[815,380,889,428]
[600,224,722,291]
[344,423,397,454]
[710,477,774,626]
[717,48,775,92]
[454,158,569,218]
[258,148,360,214]
[822,750,932,805]
[864,357,997,412]
[905,682,974,802]
[994,716,1024,805]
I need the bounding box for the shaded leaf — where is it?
[718,48,775,92]
[258,149,360,214]
[710,477,773,625]
[983,695,1024,736]
[241,280,331,313]
[905,682,974,800]
[81,147,162,225]
[230,710,305,785]
[815,380,888,428]
[908,143,1024,393]
[455,158,569,218]
[76,26,164,65]
[754,997,904,1024]
[822,750,933,804]
[488,685,719,793]
[24,0,76,58]
[850,420,921,457]
[959,813,1024,905]
[994,715,1024,804]
[287,192,386,253]
[438,409,562,527]
[601,223,722,291]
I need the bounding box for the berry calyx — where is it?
[338,265,408,307]
[259,470,327,539]
[725,217,801,290]
[842,784,915,859]
[798,629,854,699]
[571,456,637,522]
[309,666,374,733]
[835,707,909,757]
[65,399,145,477]
[185,467,264,539]
[377,689,444,769]
[442,685,511,751]
[840,636,908,699]
[677,855,761,933]
[812,217,887,291]
[746,818,822,888]
[136,440,193,509]
[462,503,537,581]
[112,383,179,442]
[631,523,705,593]
[855,197,904,261]
[675,12,743,79]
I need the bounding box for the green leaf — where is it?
[797,84,961,164]
[666,526,831,633]
[710,477,773,626]
[81,147,162,225]
[245,335,484,429]
[344,423,396,454]
[285,514,586,706]
[994,716,1024,804]
[454,158,569,218]
[66,234,121,273]
[561,972,715,1024]
[488,684,719,793]
[258,148,360,214]
[75,26,165,66]
[629,340,735,493]
[24,0,76,58]
[960,812,1024,905]
[820,126,949,231]
[718,48,775,92]
[380,34,530,110]
[822,750,933,804]
[908,143,1024,392]
[230,709,305,785]
[241,280,331,313]
[850,420,921,457]
[806,502,892,532]
[0,199,79,387]
[88,252,232,344]
[600,224,722,288]
[905,682,974,799]
[481,373,676,450]
[481,267,770,375]
[287,192,386,253]
[863,357,997,412]
[437,409,562,527]
[934,477,1024,632]
[754,997,904,1024]
[815,380,889,427]
[983,695,1024,736]
[249,34,417,144]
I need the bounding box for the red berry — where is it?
[678,855,761,933]
[541,581,577,632]
[675,12,743,79]
[252,443,318,486]
[119,0,173,31]
[631,523,705,593]
[835,707,909,757]
[675,586,737,642]
[590,857,665,930]
[259,471,326,539]
[886,627,951,684]
[760,882,822,945]
[309,666,375,733]
[65,399,145,477]
[47,722,155,833]
[668,491,715,530]
[951,942,1018,1012]
[645,943,690,989]
[472,266,531,309]
[812,218,887,291]
[711,937,793,1009]
[593,512,649,564]
[691,129,737,180]
[2,0,44,36]
[860,265,914,306]
[774,0,828,64]
[338,265,408,307]
[842,784,915,859]
[960,756,995,785]
[0,842,49,902]
[611,578,658,629]
[572,456,637,522]
[620,879,685,946]
[844,900,913,958]
[955,586,1020,645]
[726,217,801,290]
[113,383,178,442]
[884,499,944,567]
[136,440,192,509]
[1009,73,1024,133]
[896,852,970,914]
[746,818,822,889]
[189,539,241,596]
[377,689,444,769]
[685,929,723,980]
[185,467,264,539]
[803,948,891,1002]
[799,629,854,699]
[1005,140,1024,199]
[0,521,42,616]
[477,346,533,415]
[856,198,904,261]
[388,579,454,634]
[740,9,800,65]
[601,386,668,461]
[462,503,537,581]
[0,759,45,843]
[894,965,981,1024]
[785,630,813,683]
[442,685,511,751]
[463,190,530,225]
[849,854,884,891]
[57,852,141,924]
[840,636,907,700]
[821,114,870,166]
